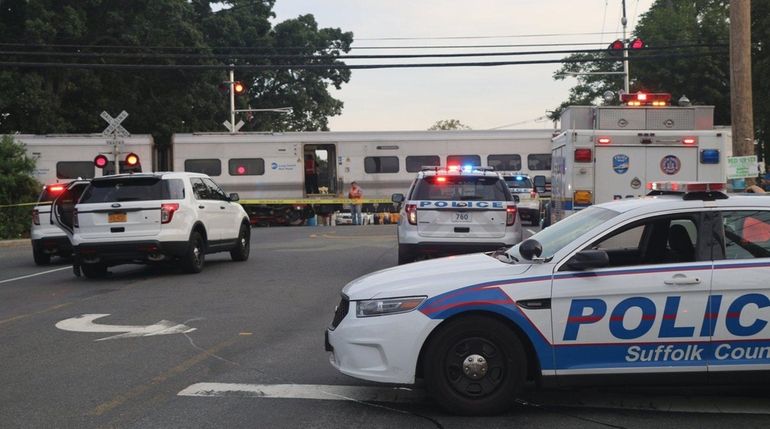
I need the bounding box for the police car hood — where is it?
[342,253,533,300]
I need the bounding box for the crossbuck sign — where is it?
[101,110,130,138]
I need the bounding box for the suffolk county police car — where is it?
[327,181,770,415]
[391,166,522,264]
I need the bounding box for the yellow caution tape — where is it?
[239,198,393,205]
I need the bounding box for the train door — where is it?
[303,144,337,196]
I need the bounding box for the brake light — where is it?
[597,137,612,144]
[530,191,538,199]
[405,203,417,225]
[574,148,592,162]
[436,176,447,183]
[32,209,40,225]
[506,205,517,226]
[73,209,79,228]
[682,137,697,145]
[161,203,180,224]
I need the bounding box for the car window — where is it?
[721,210,770,259]
[203,178,228,200]
[411,176,509,201]
[79,177,174,203]
[586,215,700,267]
[191,178,211,200]
[516,206,619,258]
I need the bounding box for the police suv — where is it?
[327,181,770,415]
[52,172,251,278]
[391,166,522,264]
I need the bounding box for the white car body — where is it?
[500,172,541,226]
[394,168,522,264]
[30,181,90,265]
[327,184,770,413]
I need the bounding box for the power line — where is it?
[354,31,626,41]
[0,51,729,71]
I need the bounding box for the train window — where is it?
[56,161,95,179]
[185,159,221,176]
[406,155,440,172]
[527,153,552,171]
[365,156,399,174]
[228,158,265,176]
[447,155,481,167]
[487,154,522,171]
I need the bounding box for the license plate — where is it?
[108,212,127,223]
[453,212,472,223]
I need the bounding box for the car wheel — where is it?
[230,224,250,262]
[397,244,414,265]
[81,263,107,279]
[424,316,526,416]
[182,231,205,274]
[32,243,51,266]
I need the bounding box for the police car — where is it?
[391,166,522,264]
[327,181,770,415]
[500,172,540,226]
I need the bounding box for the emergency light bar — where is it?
[620,92,671,107]
[646,181,727,200]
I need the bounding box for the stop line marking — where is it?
[178,382,770,415]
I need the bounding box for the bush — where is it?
[0,135,40,239]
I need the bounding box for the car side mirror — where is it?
[229,193,240,202]
[519,239,543,261]
[391,193,404,204]
[533,175,547,193]
[512,195,520,203]
[565,249,609,271]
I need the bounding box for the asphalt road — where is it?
[1,225,770,428]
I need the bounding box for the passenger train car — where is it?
[171,130,554,201]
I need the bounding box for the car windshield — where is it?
[509,206,619,258]
[504,176,532,189]
[411,176,509,201]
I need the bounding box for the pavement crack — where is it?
[319,389,445,429]
[181,319,239,366]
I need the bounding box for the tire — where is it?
[230,224,250,262]
[32,243,51,266]
[81,263,107,279]
[397,244,414,265]
[182,231,205,274]
[424,316,527,416]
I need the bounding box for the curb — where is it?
[0,239,29,248]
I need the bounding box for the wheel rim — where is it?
[444,336,506,398]
[192,240,202,266]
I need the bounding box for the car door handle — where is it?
[198,205,205,209]
[220,206,226,210]
[664,274,701,286]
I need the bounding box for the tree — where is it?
[0,135,40,239]
[551,1,730,124]
[428,119,471,130]
[0,0,353,149]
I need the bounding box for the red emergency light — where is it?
[620,92,671,107]
[436,176,447,183]
[48,185,65,193]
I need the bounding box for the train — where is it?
[17,129,554,225]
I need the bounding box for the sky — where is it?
[270,0,656,132]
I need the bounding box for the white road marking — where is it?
[178,382,770,415]
[177,383,425,403]
[56,314,196,341]
[525,228,537,236]
[0,266,70,285]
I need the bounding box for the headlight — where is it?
[355,296,426,317]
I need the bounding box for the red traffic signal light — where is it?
[233,81,246,95]
[629,38,645,50]
[94,154,109,168]
[608,39,625,56]
[125,153,139,166]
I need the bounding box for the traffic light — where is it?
[94,154,109,168]
[608,39,625,56]
[629,38,645,50]
[218,81,247,95]
[125,153,139,167]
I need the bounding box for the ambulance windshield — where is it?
[513,206,619,258]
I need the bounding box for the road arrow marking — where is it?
[56,314,196,341]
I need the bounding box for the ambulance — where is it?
[546,93,730,225]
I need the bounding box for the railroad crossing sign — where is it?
[101,110,130,138]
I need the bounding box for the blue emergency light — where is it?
[700,149,720,164]
[462,165,473,172]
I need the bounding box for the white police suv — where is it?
[52,172,250,278]
[392,166,522,264]
[327,182,770,415]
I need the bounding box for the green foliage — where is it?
[0,0,353,146]
[0,135,40,239]
[428,119,471,130]
[551,0,730,124]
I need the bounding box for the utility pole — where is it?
[621,0,630,93]
[729,0,755,183]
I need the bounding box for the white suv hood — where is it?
[342,253,533,300]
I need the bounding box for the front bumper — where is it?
[326,305,440,384]
[75,240,189,265]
